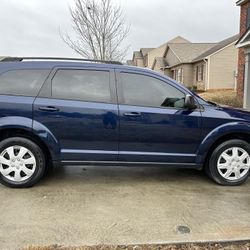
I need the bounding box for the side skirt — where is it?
[59,160,202,169]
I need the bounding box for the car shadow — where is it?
[40,164,211,186]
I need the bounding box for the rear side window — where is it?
[52,69,111,103]
[0,70,49,97]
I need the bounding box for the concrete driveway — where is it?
[0,165,250,250]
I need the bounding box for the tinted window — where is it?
[0,70,49,96]
[121,73,185,108]
[52,70,111,103]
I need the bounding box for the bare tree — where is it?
[62,0,130,61]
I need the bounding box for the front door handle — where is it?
[38,106,59,112]
[123,112,141,117]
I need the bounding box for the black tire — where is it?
[207,139,250,186]
[0,137,46,188]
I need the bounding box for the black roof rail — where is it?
[0,57,123,65]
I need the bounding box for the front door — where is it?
[116,70,202,165]
[33,67,119,162]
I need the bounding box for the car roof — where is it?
[0,60,132,70]
[0,60,156,75]
[0,56,159,73]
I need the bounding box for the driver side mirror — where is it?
[184,94,197,110]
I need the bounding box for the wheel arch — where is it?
[196,122,250,167]
[0,128,55,163]
[0,117,61,163]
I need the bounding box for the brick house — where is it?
[236,0,250,109]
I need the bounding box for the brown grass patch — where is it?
[198,89,243,108]
[21,242,250,250]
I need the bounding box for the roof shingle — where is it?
[192,34,239,62]
[168,43,215,64]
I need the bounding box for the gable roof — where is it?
[168,43,215,64]
[132,51,143,60]
[154,57,168,69]
[157,36,191,57]
[147,36,191,68]
[140,48,154,56]
[236,0,249,6]
[193,34,239,62]
[167,36,191,44]
[150,36,191,57]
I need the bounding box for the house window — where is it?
[176,68,183,83]
[247,8,250,29]
[173,70,176,80]
[173,68,183,83]
[196,64,204,82]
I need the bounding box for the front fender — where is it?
[196,121,250,165]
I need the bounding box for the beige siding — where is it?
[164,68,172,77]
[135,58,144,67]
[152,64,164,74]
[208,43,238,89]
[171,64,194,88]
[147,44,166,69]
[152,62,172,76]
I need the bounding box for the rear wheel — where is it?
[0,137,46,188]
[207,139,250,186]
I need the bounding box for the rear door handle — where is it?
[38,106,59,112]
[123,112,141,117]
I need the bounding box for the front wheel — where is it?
[207,139,250,186]
[0,137,46,188]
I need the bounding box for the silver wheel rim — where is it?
[0,145,36,182]
[217,147,250,181]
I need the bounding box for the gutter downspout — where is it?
[204,58,209,91]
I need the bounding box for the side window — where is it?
[120,73,185,108]
[0,70,49,97]
[52,69,111,103]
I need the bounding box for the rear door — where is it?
[33,67,119,162]
[116,70,202,165]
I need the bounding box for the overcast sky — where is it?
[0,0,240,61]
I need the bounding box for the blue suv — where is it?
[0,57,249,188]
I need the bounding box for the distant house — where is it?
[152,41,216,89]
[192,35,239,90]
[130,35,239,90]
[130,48,154,67]
[235,0,250,109]
[147,36,190,69]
